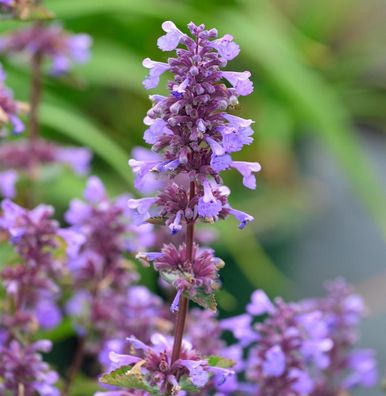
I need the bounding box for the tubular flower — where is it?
[0,339,60,395]
[137,243,224,312]
[98,333,234,395]
[0,199,82,330]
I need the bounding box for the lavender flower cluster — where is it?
[222,280,378,395]
[128,21,259,316]
[0,199,75,394]
[0,22,91,75]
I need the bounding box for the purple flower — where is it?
[344,349,378,389]
[221,71,253,96]
[0,169,18,198]
[0,339,60,395]
[211,34,240,60]
[54,146,92,175]
[227,207,254,229]
[247,289,275,316]
[143,58,170,89]
[197,180,222,218]
[129,147,163,194]
[130,21,259,235]
[99,333,234,394]
[143,117,173,144]
[157,21,185,51]
[0,24,92,75]
[262,345,286,377]
[230,161,262,189]
[142,243,224,311]
[34,299,62,330]
[0,139,92,175]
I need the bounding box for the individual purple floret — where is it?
[128,21,260,233]
[97,333,234,395]
[0,138,92,175]
[0,63,27,137]
[0,23,91,75]
[0,169,17,197]
[0,339,60,396]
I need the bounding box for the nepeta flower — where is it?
[137,243,224,311]
[224,290,333,396]
[0,339,60,396]
[98,333,233,395]
[0,169,17,198]
[0,199,81,329]
[64,177,166,354]
[0,23,91,75]
[0,63,26,137]
[305,279,378,394]
[129,21,260,233]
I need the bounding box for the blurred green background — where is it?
[1,0,385,394]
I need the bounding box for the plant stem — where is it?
[29,49,43,145]
[63,336,85,396]
[25,25,43,206]
[167,181,196,395]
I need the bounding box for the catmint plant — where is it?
[100,21,259,395]
[0,199,82,395]
[64,176,165,352]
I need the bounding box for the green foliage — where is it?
[99,361,162,395]
[160,270,218,311]
[206,355,235,369]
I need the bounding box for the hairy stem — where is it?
[29,49,42,144]
[63,336,85,396]
[167,181,196,395]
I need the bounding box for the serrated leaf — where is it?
[100,361,161,395]
[160,270,217,311]
[206,356,235,369]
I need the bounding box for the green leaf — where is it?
[0,240,19,268]
[207,355,235,369]
[39,103,133,186]
[160,270,218,311]
[100,361,161,395]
